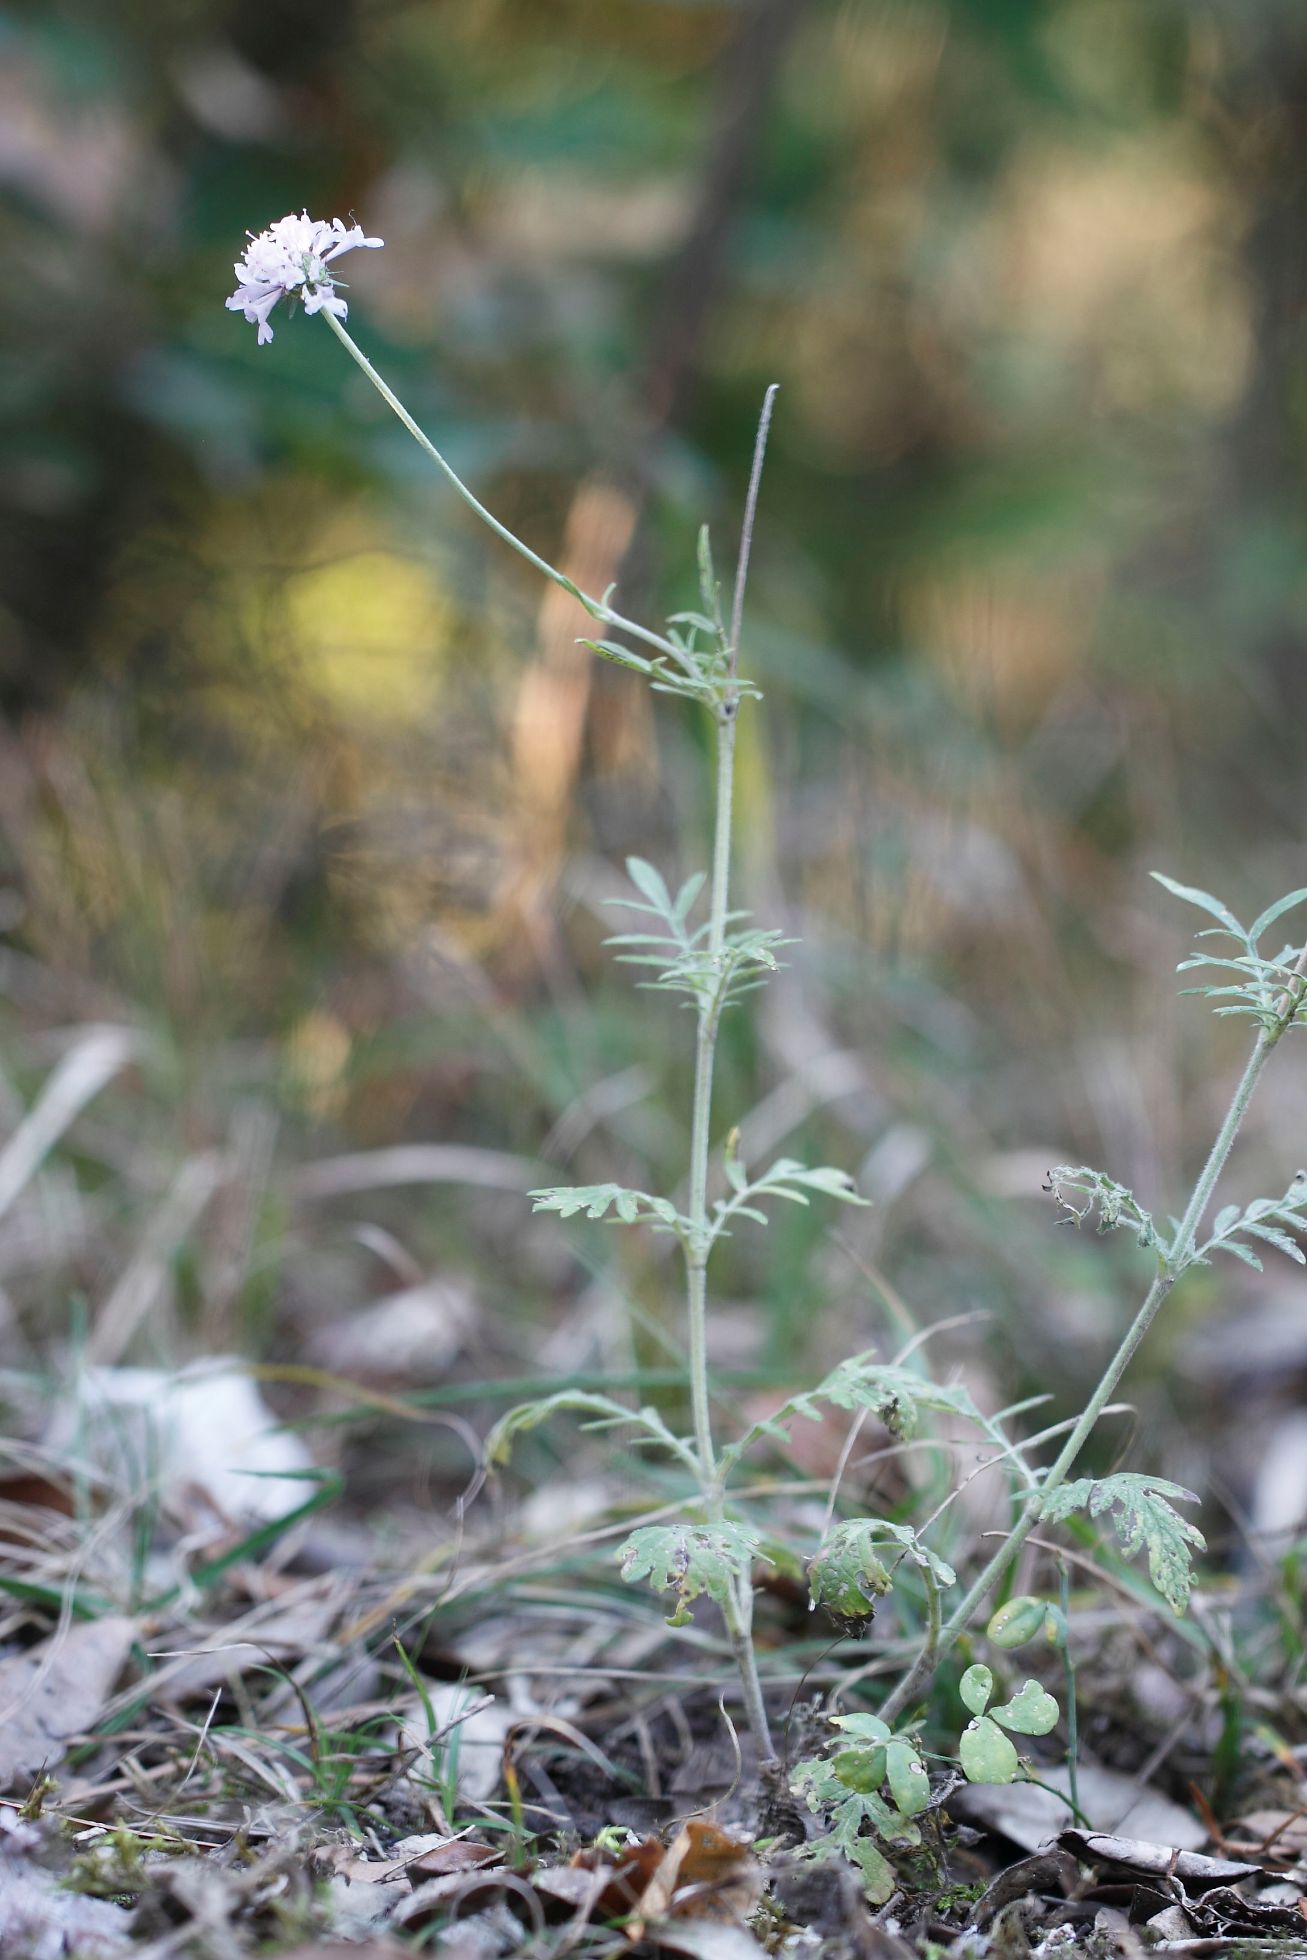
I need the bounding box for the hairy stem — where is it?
[686,715,737,1485]
[321,311,682,666]
[729,384,777,675]
[1058,1558,1079,1822]
[881,1019,1279,1723]
[683,704,774,1759]
[872,1563,941,1725]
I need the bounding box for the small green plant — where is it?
[791,1713,933,1900]
[233,218,1307,1835]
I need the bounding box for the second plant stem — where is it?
[685,701,776,1761]
[881,1015,1284,1724]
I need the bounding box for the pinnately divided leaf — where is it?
[815,1356,983,1439]
[1192,1175,1307,1272]
[710,1155,869,1240]
[1152,874,1307,1033]
[790,1753,921,1902]
[528,1183,690,1236]
[1041,1473,1205,1614]
[485,1391,693,1468]
[619,1521,767,1626]
[1043,1166,1167,1259]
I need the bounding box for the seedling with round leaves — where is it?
[956,1664,1059,1785]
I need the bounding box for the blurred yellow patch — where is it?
[998,134,1251,414]
[284,541,453,723]
[285,1008,352,1119]
[907,554,1106,723]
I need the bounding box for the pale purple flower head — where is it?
[226,211,383,345]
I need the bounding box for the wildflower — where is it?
[226,210,382,345]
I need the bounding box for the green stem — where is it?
[685,710,739,1487]
[320,311,683,667]
[881,1021,1277,1723]
[1058,1557,1079,1823]
[326,311,778,1756]
[872,1563,941,1725]
[683,705,774,1760]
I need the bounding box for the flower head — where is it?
[226,211,383,345]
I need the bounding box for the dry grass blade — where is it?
[87,1151,225,1364]
[291,1143,548,1200]
[0,1024,140,1223]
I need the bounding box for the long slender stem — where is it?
[321,311,683,666]
[1058,1557,1079,1823]
[328,308,779,1755]
[729,384,778,676]
[881,1019,1279,1723]
[682,704,774,1759]
[873,1564,941,1724]
[685,716,738,1490]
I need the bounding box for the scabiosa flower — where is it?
[226,211,383,345]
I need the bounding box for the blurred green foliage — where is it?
[2,0,1306,1495]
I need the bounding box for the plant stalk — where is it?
[881,1019,1279,1722]
[683,704,774,1759]
[321,311,681,666]
[324,310,779,1757]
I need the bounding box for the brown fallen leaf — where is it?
[534,1862,638,1923]
[0,1615,135,1791]
[391,1867,521,1932]
[525,1834,666,1928]
[405,1838,504,1882]
[0,1470,76,1520]
[560,1834,665,1920]
[636,1820,763,1930]
[972,1847,1082,1928]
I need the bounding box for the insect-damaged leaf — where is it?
[1041,1473,1204,1614]
[619,1522,766,1626]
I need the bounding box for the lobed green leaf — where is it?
[991,1680,1059,1736]
[619,1521,767,1626]
[1041,1472,1204,1614]
[529,1183,689,1234]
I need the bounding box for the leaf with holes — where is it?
[814,1357,982,1439]
[807,1522,893,1629]
[885,1738,931,1818]
[986,1597,1050,1651]
[1041,1473,1205,1614]
[619,1522,766,1627]
[959,1715,1020,1784]
[991,1680,1059,1736]
[959,1664,993,1717]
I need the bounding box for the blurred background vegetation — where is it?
[3,0,1306,1549]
